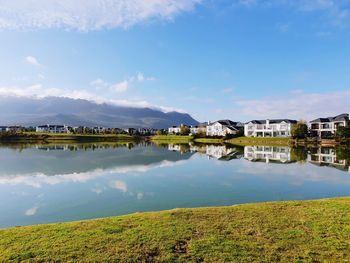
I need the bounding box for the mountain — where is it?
[0,96,199,128]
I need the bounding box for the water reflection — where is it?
[0,142,350,228]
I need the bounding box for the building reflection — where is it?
[168,143,244,160]
[244,146,294,164]
[309,147,350,172]
[167,143,350,172]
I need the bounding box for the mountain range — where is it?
[0,96,198,128]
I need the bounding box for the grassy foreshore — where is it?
[0,132,135,143]
[1,197,350,262]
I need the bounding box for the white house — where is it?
[244,119,297,137]
[309,113,349,138]
[6,126,24,132]
[190,123,208,135]
[0,126,8,132]
[36,125,69,133]
[168,124,189,135]
[206,120,243,137]
[244,146,292,163]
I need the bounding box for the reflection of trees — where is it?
[291,147,308,163]
[335,147,350,163]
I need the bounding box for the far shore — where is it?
[0,132,136,143]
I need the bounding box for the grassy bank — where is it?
[227,136,292,146]
[1,197,350,262]
[0,132,134,143]
[151,135,194,143]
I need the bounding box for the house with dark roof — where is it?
[0,126,8,132]
[244,119,297,137]
[309,113,349,138]
[206,120,243,137]
[36,125,69,133]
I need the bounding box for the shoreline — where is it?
[1,197,350,261]
[152,135,349,146]
[0,132,136,143]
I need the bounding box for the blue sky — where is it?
[0,0,350,122]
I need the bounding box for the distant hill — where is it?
[0,96,199,128]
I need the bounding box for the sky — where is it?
[0,0,350,122]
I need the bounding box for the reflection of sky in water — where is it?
[0,143,350,228]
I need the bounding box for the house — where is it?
[6,126,24,133]
[190,123,208,135]
[309,113,349,138]
[137,128,158,135]
[0,126,8,132]
[168,124,189,135]
[206,120,243,137]
[36,125,69,133]
[244,119,297,137]
[244,146,293,163]
[93,126,106,134]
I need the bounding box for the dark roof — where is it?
[310,113,349,123]
[246,119,297,124]
[213,120,243,127]
[37,125,65,128]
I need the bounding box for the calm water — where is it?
[0,142,350,228]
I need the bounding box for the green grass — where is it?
[1,197,350,262]
[227,136,292,146]
[152,135,194,143]
[194,138,223,143]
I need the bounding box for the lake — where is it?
[0,142,350,228]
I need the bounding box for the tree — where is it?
[180,125,190,135]
[291,120,308,139]
[336,126,350,138]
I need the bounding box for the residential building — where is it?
[168,124,189,135]
[36,125,69,133]
[93,126,106,134]
[137,128,158,135]
[0,126,8,132]
[206,120,243,137]
[6,126,24,133]
[190,123,208,135]
[309,113,349,138]
[244,119,297,137]
[244,146,293,163]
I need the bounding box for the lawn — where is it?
[1,197,350,262]
[151,135,194,143]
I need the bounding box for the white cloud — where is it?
[110,80,129,93]
[236,90,350,121]
[0,84,186,113]
[90,78,108,87]
[137,72,145,82]
[110,180,128,192]
[0,160,188,188]
[26,56,41,66]
[25,206,39,216]
[0,0,201,31]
